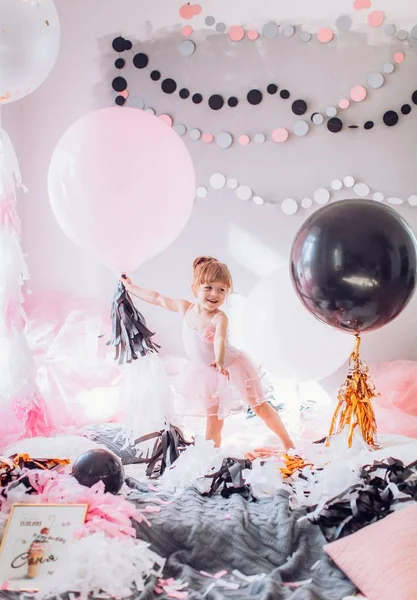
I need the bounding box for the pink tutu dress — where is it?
[175,306,269,419]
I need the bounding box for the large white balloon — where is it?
[0,0,60,105]
[243,267,352,381]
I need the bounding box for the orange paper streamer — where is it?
[11,454,70,470]
[279,453,314,479]
[328,334,378,448]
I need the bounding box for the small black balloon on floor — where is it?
[72,449,125,495]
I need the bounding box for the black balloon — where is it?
[72,449,124,494]
[290,200,417,333]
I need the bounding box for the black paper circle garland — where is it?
[127,44,306,112]
[112,76,128,92]
[133,52,149,69]
[209,94,224,110]
[383,110,399,126]
[112,36,131,52]
[327,117,343,133]
[111,37,417,140]
[292,99,307,115]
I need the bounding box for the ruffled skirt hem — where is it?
[171,352,271,420]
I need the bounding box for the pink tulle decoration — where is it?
[0,129,52,447]
[24,292,121,429]
[1,469,153,538]
[371,361,417,438]
[5,298,25,330]
[12,392,54,438]
[0,195,20,233]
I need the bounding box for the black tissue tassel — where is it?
[204,457,255,500]
[107,282,160,363]
[308,457,417,541]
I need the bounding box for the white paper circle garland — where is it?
[196,186,208,198]
[343,176,355,188]
[209,173,226,189]
[331,180,343,191]
[216,132,233,148]
[227,178,238,189]
[314,188,331,204]
[367,72,385,89]
[354,183,370,197]
[199,173,416,217]
[292,120,309,137]
[236,185,252,200]
[281,198,298,215]
[387,197,404,205]
[189,128,201,140]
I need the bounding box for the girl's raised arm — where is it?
[121,275,190,313]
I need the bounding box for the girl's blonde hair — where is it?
[192,256,233,292]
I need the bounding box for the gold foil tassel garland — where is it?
[277,334,379,480]
[328,333,378,448]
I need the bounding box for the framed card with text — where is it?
[0,503,88,591]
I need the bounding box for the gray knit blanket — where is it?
[129,484,356,599]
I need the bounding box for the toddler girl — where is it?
[122,256,293,449]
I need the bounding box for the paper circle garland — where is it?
[354,183,371,197]
[292,120,309,136]
[300,32,312,42]
[209,173,226,189]
[292,100,308,115]
[350,86,367,102]
[343,176,355,188]
[368,11,385,28]
[383,110,399,126]
[367,73,385,89]
[116,37,415,146]
[281,198,298,215]
[201,172,417,221]
[317,28,334,43]
[216,132,233,148]
[236,185,252,200]
[272,128,289,143]
[196,186,208,198]
[229,25,245,42]
[189,128,201,140]
[263,22,279,38]
[314,188,331,204]
[327,118,343,133]
[178,40,196,56]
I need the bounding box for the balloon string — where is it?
[328,334,379,448]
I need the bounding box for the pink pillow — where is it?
[324,504,417,600]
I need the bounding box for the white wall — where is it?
[4,0,417,372]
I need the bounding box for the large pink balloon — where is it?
[48,107,195,272]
